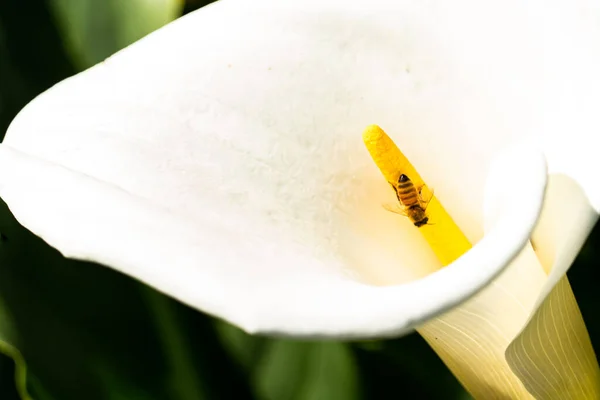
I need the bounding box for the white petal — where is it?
[0,144,546,337]
[526,0,600,296]
[491,2,600,391]
[0,0,559,337]
[502,174,600,397]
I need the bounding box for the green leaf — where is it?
[216,321,362,400]
[254,340,360,400]
[49,0,183,68]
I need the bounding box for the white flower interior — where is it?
[0,0,591,340]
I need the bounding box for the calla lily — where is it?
[1,0,600,397]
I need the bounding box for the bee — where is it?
[384,174,432,228]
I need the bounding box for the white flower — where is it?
[1,0,599,397]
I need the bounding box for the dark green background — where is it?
[0,1,598,399]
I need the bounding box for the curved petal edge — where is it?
[0,142,546,338]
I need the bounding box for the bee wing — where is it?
[382,203,408,216]
[419,185,434,209]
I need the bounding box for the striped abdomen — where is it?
[396,174,420,208]
[395,174,429,227]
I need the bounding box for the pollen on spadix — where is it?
[362,125,471,266]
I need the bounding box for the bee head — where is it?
[399,174,409,183]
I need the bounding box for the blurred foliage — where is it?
[50,0,183,69]
[0,1,598,400]
[0,0,75,141]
